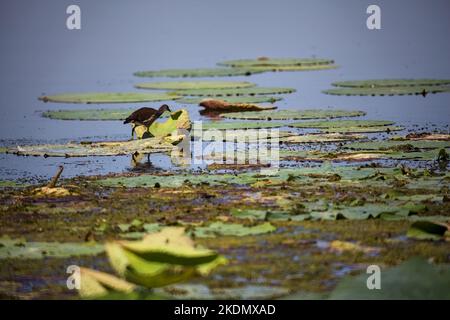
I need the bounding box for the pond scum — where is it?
[1,58,450,299]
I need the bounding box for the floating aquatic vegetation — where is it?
[218,57,335,67]
[194,129,293,142]
[42,108,136,121]
[332,79,450,88]
[401,133,450,141]
[178,96,282,104]
[323,86,450,96]
[217,57,338,72]
[280,133,365,144]
[0,238,103,259]
[230,208,307,222]
[280,149,445,162]
[134,68,264,78]
[328,240,379,254]
[289,119,394,129]
[245,64,338,72]
[42,108,169,121]
[38,92,180,104]
[406,221,448,241]
[344,140,450,151]
[201,121,285,130]
[322,126,404,133]
[198,99,277,112]
[134,81,255,90]
[173,87,295,97]
[105,227,227,288]
[191,221,276,238]
[328,258,450,299]
[309,203,423,221]
[7,138,174,157]
[221,109,365,120]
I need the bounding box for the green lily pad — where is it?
[344,140,450,151]
[7,137,174,157]
[328,258,450,299]
[243,64,338,72]
[192,221,276,238]
[406,221,448,240]
[38,92,180,104]
[201,121,285,130]
[322,126,404,133]
[135,81,255,90]
[323,86,450,96]
[134,68,264,78]
[194,129,293,142]
[218,57,335,67]
[289,120,394,129]
[42,109,135,121]
[221,109,365,120]
[332,79,450,88]
[178,96,282,104]
[41,108,168,121]
[280,133,365,144]
[230,208,308,222]
[285,149,447,161]
[0,238,103,259]
[173,87,295,97]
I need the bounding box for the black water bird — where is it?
[124,105,171,138]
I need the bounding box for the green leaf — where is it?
[221,109,365,120]
[135,81,255,90]
[42,109,170,121]
[173,87,295,97]
[105,227,227,288]
[201,121,285,130]
[0,238,103,259]
[289,119,394,129]
[192,221,276,238]
[323,86,450,96]
[332,79,450,88]
[134,68,264,78]
[118,227,221,265]
[218,57,335,67]
[406,221,448,240]
[344,140,450,151]
[280,133,365,144]
[38,92,180,104]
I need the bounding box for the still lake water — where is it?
[0,0,449,181]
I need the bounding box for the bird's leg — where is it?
[131,125,136,140]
